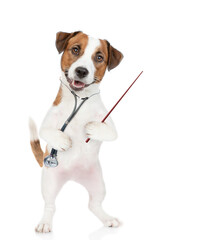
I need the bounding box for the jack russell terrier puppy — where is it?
[29,31,123,233]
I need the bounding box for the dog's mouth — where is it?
[70,80,86,91]
[65,76,86,91]
[64,71,96,91]
[72,80,85,89]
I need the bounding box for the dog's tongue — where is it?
[73,80,85,88]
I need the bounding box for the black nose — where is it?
[75,67,89,79]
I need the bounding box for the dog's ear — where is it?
[56,31,81,54]
[106,41,123,71]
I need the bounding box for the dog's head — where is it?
[56,31,123,91]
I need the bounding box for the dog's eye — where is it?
[72,46,80,56]
[95,53,104,63]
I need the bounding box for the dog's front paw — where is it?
[103,218,121,228]
[85,122,117,141]
[50,131,72,151]
[85,121,104,141]
[35,222,52,233]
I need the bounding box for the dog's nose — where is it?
[75,67,89,79]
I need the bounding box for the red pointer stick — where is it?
[85,71,143,143]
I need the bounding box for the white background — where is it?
[0,0,205,239]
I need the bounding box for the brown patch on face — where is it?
[61,32,89,71]
[92,39,109,83]
[53,86,62,106]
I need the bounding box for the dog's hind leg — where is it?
[35,168,67,233]
[77,161,121,227]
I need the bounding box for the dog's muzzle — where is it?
[64,69,96,91]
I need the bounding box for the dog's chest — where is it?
[56,97,101,139]
[54,96,103,168]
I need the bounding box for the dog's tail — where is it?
[29,118,44,167]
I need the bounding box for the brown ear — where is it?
[106,41,123,71]
[56,31,81,54]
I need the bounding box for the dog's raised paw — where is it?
[51,131,72,151]
[35,223,52,233]
[103,218,121,228]
[85,121,105,140]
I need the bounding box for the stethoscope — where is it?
[44,80,100,168]
[44,70,143,168]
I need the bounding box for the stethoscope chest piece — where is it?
[44,154,58,168]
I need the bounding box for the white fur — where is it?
[85,121,118,141]
[36,36,119,233]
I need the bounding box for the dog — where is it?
[29,31,123,233]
